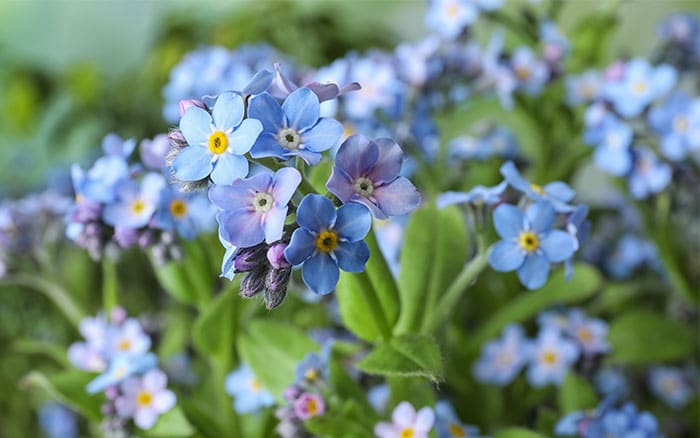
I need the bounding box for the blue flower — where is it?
[604,58,677,118]
[426,0,477,40]
[342,53,404,121]
[648,91,700,160]
[248,87,344,166]
[101,133,136,158]
[587,116,633,176]
[224,363,276,414]
[153,188,216,240]
[173,92,263,185]
[72,156,130,204]
[605,233,658,278]
[525,328,579,387]
[103,173,166,229]
[326,135,421,219]
[489,202,577,290]
[437,181,507,208]
[284,194,371,295]
[500,161,576,212]
[592,402,663,438]
[565,308,610,357]
[86,352,158,394]
[648,366,695,410]
[627,147,672,199]
[294,343,332,385]
[435,401,486,438]
[565,70,602,105]
[510,47,550,95]
[39,403,78,438]
[594,368,629,401]
[209,167,301,248]
[473,324,528,386]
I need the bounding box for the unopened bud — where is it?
[267,243,290,269]
[240,269,267,298]
[234,243,268,273]
[178,99,208,117]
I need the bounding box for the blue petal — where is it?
[263,206,287,244]
[540,230,577,263]
[217,209,264,248]
[543,182,576,202]
[500,161,530,192]
[652,64,677,97]
[436,191,471,208]
[270,168,302,206]
[248,93,284,132]
[334,203,371,241]
[373,176,421,218]
[211,154,249,185]
[517,254,550,289]
[284,228,316,265]
[301,118,343,152]
[296,194,336,233]
[489,240,525,272]
[212,92,244,130]
[282,87,320,132]
[179,107,211,146]
[228,118,263,155]
[172,146,213,181]
[302,253,339,295]
[334,134,378,179]
[250,132,286,160]
[209,184,253,212]
[493,204,524,239]
[525,202,555,234]
[334,240,370,272]
[242,69,274,95]
[289,148,322,166]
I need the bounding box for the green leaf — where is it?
[327,348,377,420]
[607,309,694,364]
[307,158,333,193]
[467,263,601,355]
[304,400,373,438]
[558,373,597,414]
[237,319,318,398]
[394,204,468,334]
[144,406,195,437]
[12,339,70,367]
[21,370,102,421]
[151,258,197,305]
[357,334,443,381]
[192,281,239,360]
[179,400,223,438]
[494,427,549,438]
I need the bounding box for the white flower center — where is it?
[253,192,274,213]
[353,177,374,197]
[278,128,301,150]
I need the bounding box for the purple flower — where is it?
[209,168,301,248]
[375,401,435,438]
[248,87,344,165]
[326,135,421,219]
[284,194,371,295]
[293,392,325,420]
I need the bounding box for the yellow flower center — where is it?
[315,230,338,253]
[518,231,539,252]
[633,80,648,94]
[136,390,153,407]
[114,365,127,378]
[446,2,460,17]
[304,369,319,381]
[515,66,532,80]
[117,339,132,351]
[75,193,84,203]
[208,131,229,155]
[530,183,545,195]
[578,327,593,344]
[661,376,679,394]
[542,350,558,365]
[307,397,319,416]
[131,199,146,215]
[169,199,187,218]
[449,422,466,437]
[673,115,689,133]
[250,378,263,392]
[400,428,415,438]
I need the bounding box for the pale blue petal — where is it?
[284,228,316,265]
[217,209,264,248]
[489,240,525,271]
[250,132,286,159]
[334,134,378,179]
[493,204,524,239]
[369,138,404,184]
[172,146,213,181]
[517,254,550,289]
[248,93,284,132]
[334,240,370,272]
[179,107,212,146]
[212,92,244,130]
[211,154,249,185]
[264,206,287,244]
[373,177,421,219]
[437,191,471,208]
[282,87,320,132]
[544,182,576,202]
[242,69,274,95]
[525,202,555,234]
[500,161,530,192]
[334,203,371,241]
[540,230,576,262]
[270,168,301,206]
[296,194,336,233]
[302,253,339,295]
[208,184,251,211]
[301,118,343,152]
[228,118,262,155]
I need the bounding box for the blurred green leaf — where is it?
[494,427,549,438]
[144,406,195,437]
[304,400,373,438]
[21,370,102,421]
[607,310,695,364]
[558,373,597,414]
[357,334,443,381]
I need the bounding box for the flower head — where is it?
[375,401,435,438]
[473,324,529,385]
[114,369,176,430]
[648,91,700,160]
[627,147,672,199]
[500,161,576,212]
[603,58,677,118]
[224,363,275,414]
[209,167,301,248]
[284,194,372,295]
[525,328,579,387]
[327,135,421,219]
[648,366,695,409]
[173,91,263,185]
[435,401,485,438]
[293,392,325,420]
[154,188,216,240]
[566,309,610,357]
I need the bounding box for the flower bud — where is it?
[266,243,290,269]
[240,269,267,298]
[178,99,207,117]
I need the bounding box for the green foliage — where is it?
[144,406,195,437]
[558,373,597,414]
[305,400,374,438]
[21,370,102,421]
[494,427,549,438]
[357,335,443,381]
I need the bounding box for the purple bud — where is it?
[104,385,119,400]
[178,99,207,117]
[283,385,301,401]
[113,226,139,248]
[110,306,127,324]
[73,200,102,222]
[234,244,268,273]
[266,243,290,269]
[240,269,267,298]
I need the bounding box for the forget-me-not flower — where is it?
[473,324,529,386]
[566,309,610,357]
[648,366,695,410]
[154,188,215,240]
[173,91,263,185]
[604,58,677,118]
[588,116,633,176]
[525,328,579,387]
[284,194,372,295]
[103,173,166,229]
[224,363,276,414]
[500,161,576,212]
[648,91,700,160]
[628,147,672,199]
[489,202,577,289]
[375,401,435,438]
[115,369,176,430]
[435,401,486,438]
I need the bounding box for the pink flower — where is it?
[293,392,325,420]
[374,401,435,438]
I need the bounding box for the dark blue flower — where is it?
[284,194,371,295]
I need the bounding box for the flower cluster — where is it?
[68,307,175,431]
[474,307,610,387]
[65,133,216,262]
[556,400,663,438]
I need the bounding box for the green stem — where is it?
[0,274,83,327]
[355,270,393,342]
[422,236,490,334]
[102,257,118,312]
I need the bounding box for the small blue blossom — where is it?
[426,0,478,40]
[489,202,577,290]
[566,70,603,106]
[648,366,696,410]
[594,368,630,401]
[72,155,130,204]
[367,384,391,414]
[605,233,658,278]
[603,58,677,118]
[510,47,550,95]
[209,168,301,247]
[587,116,633,176]
[473,324,529,386]
[449,127,518,161]
[154,188,216,240]
[591,402,663,438]
[103,173,166,229]
[86,352,158,394]
[627,147,672,199]
[224,363,276,414]
[537,310,569,332]
[500,161,576,212]
[173,92,263,185]
[525,328,579,387]
[565,309,610,357]
[395,37,440,87]
[284,194,372,295]
[437,181,507,208]
[294,343,332,386]
[435,401,487,438]
[248,87,344,166]
[39,403,78,438]
[658,12,700,52]
[648,91,700,160]
[343,53,404,121]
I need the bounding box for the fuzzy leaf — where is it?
[357,335,442,381]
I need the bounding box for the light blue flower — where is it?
[72,156,130,204]
[103,173,166,229]
[489,202,577,290]
[510,47,550,95]
[426,0,478,40]
[248,88,343,166]
[39,403,78,438]
[525,328,579,387]
[209,167,301,248]
[594,368,629,401]
[604,58,677,118]
[566,309,610,357]
[86,352,158,394]
[435,401,487,438]
[284,194,371,295]
[224,363,276,414]
[500,161,576,212]
[592,402,663,438]
[649,366,695,410]
[437,181,507,208]
[218,230,237,280]
[565,70,602,106]
[342,53,404,121]
[154,188,216,240]
[173,92,262,185]
[605,233,658,278]
[627,147,672,199]
[648,91,700,160]
[473,324,528,386]
[294,343,332,385]
[588,116,633,176]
